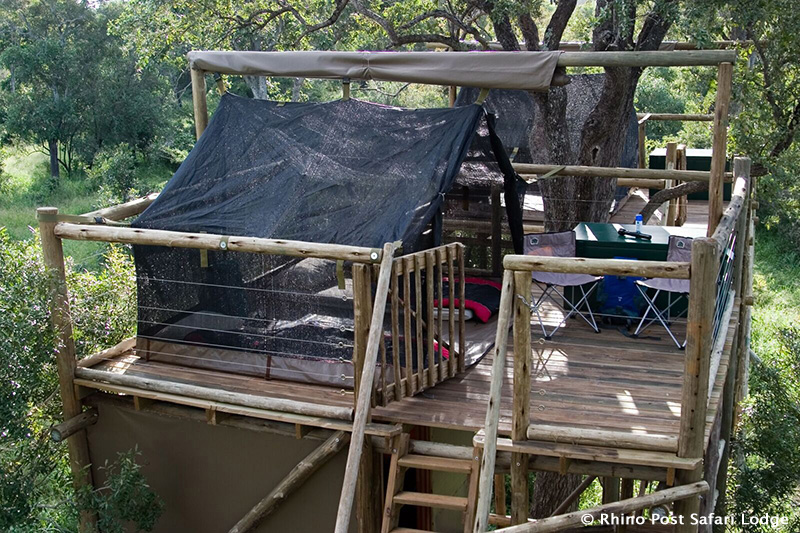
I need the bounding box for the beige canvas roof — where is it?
[187,50,562,91]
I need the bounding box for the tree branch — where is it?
[543,0,577,50]
[641,181,708,223]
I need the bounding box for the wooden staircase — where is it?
[381,434,480,533]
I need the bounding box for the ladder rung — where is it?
[393,491,468,512]
[397,454,473,474]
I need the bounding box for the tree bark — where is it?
[530,472,584,518]
[48,139,60,179]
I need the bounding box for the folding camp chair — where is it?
[523,231,602,339]
[632,235,693,349]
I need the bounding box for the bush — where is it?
[0,230,159,531]
[729,327,800,532]
[88,143,138,203]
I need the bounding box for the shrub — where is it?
[0,230,159,531]
[88,144,138,203]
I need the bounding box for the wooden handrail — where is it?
[711,158,751,250]
[495,481,709,533]
[503,255,691,279]
[637,113,714,122]
[335,242,396,533]
[513,163,732,182]
[53,223,382,263]
[81,193,159,221]
[473,271,515,532]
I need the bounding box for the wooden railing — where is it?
[353,243,468,405]
[473,158,754,532]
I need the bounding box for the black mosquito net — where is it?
[133,94,520,387]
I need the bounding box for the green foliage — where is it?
[79,449,164,533]
[725,230,800,531]
[730,329,800,532]
[0,230,157,531]
[88,144,139,203]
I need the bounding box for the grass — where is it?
[1,144,172,268]
[750,229,800,361]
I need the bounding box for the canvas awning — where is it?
[187,50,562,91]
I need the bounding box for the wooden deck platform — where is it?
[77,291,736,471]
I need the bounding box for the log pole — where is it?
[473,270,515,532]
[707,62,733,236]
[334,243,396,533]
[511,271,532,524]
[229,431,350,533]
[37,207,96,530]
[674,237,719,531]
[190,68,209,139]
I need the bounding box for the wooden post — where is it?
[637,121,647,169]
[353,264,373,398]
[511,271,532,524]
[666,142,679,226]
[37,207,95,530]
[191,68,209,139]
[229,431,349,533]
[491,186,503,277]
[707,62,733,236]
[550,476,597,517]
[473,270,515,533]
[335,243,396,533]
[674,237,719,531]
[356,439,383,533]
[50,408,98,443]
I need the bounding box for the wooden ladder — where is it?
[381,434,481,533]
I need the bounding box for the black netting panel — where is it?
[132,94,497,386]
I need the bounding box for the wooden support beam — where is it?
[190,68,209,139]
[228,431,349,533]
[335,242,396,533]
[511,271,532,525]
[81,193,159,221]
[674,237,719,531]
[637,122,647,169]
[473,270,515,533]
[514,163,732,183]
[495,482,709,533]
[556,50,736,67]
[50,407,98,443]
[77,336,135,368]
[38,207,96,531]
[602,477,621,504]
[503,255,690,279]
[711,173,749,250]
[525,425,678,453]
[54,223,382,263]
[636,113,714,122]
[75,366,354,420]
[707,62,733,236]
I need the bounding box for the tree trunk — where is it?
[245,75,269,99]
[530,472,584,518]
[530,71,637,231]
[48,139,60,179]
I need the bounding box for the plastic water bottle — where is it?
[635,213,643,233]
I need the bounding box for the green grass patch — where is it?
[751,229,800,360]
[1,143,172,268]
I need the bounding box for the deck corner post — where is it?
[707,62,734,236]
[37,207,96,530]
[190,67,209,139]
[675,236,720,531]
[473,270,515,533]
[511,271,532,524]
